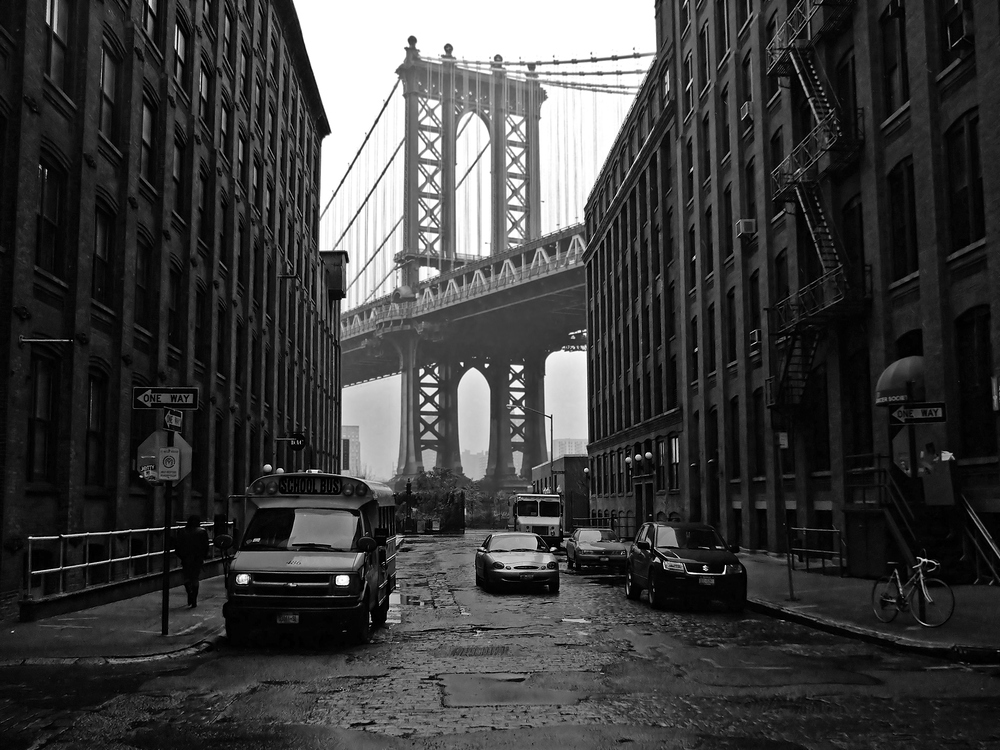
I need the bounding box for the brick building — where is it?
[0,0,340,616]
[583,0,999,573]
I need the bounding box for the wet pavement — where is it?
[0,535,996,666]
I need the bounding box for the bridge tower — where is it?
[386,37,550,490]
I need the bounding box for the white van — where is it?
[509,493,563,548]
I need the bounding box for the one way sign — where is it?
[132,386,200,410]
[890,402,947,424]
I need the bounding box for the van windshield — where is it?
[515,500,561,517]
[241,508,361,552]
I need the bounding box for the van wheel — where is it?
[624,568,641,600]
[351,604,372,644]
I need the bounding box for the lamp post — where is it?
[510,403,554,494]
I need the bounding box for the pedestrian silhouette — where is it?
[175,515,210,608]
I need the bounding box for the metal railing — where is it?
[787,525,845,575]
[959,494,1000,585]
[25,521,231,599]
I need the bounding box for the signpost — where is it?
[890,402,947,425]
[133,387,199,636]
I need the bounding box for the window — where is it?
[717,0,731,61]
[142,0,160,44]
[683,52,694,116]
[93,206,114,305]
[841,193,865,270]
[704,206,714,276]
[237,131,248,189]
[221,100,233,155]
[252,157,262,209]
[769,128,784,207]
[749,270,761,331]
[135,237,152,329]
[689,316,699,382]
[28,355,60,482]
[955,306,996,457]
[198,63,213,124]
[744,158,756,219]
[223,9,235,65]
[140,99,156,183]
[720,86,731,157]
[681,0,690,30]
[35,159,65,276]
[167,267,182,347]
[945,110,984,252]
[45,0,71,90]
[172,136,186,217]
[775,249,789,302]
[765,13,779,100]
[195,287,208,362]
[741,52,753,106]
[881,2,909,114]
[85,374,108,486]
[173,21,190,92]
[99,45,120,141]
[197,170,212,244]
[687,225,697,290]
[728,397,741,479]
[701,114,712,179]
[240,42,251,100]
[706,303,717,373]
[685,138,694,199]
[669,434,681,489]
[698,23,711,88]
[726,288,737,363]
[722,184,734,258]
[940,0,974,68]
[752,388,766,476]
[217,302,228,376]
[887,157,918,279]
[736,0,751,28]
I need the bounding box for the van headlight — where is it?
[235,573,252,586]
[334,574,351,587]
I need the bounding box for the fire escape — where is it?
[764,0,869,416]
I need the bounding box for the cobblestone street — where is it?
[2,532,999,750]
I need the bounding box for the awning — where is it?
[874,356,925,406]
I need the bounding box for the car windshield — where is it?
[654,526,727,551]
[241,508,362,552]
[578,529,620,543]
[489,535,547,552]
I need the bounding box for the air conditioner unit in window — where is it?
[740,101,753,124]
[749,328,762,350]
[947,9,974,50]
[736,218,757,237]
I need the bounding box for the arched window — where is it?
[86,370,109,486]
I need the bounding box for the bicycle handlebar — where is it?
[914,556,940,573]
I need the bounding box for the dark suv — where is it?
[624,522,747,612]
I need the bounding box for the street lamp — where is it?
[509,403,554,494]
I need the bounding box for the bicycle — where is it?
[871,556,955,628]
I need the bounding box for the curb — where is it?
[747,597,1000,665]
[0,630,226,668]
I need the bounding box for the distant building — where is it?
[553,439,587,460]
[342,426,361,475]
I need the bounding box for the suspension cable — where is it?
[329,138,404,253]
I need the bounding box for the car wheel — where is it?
[372,594,389,627]
[624,567,641,600]
[351,601,372,645]
[647,571,666,609]
[226,619,248,647]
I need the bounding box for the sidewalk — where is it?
[0,550,997,666]
[741,552,1000,664]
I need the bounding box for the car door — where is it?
[631,524,653,585]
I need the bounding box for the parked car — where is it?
[565,527,629,572]
[624,522,746,612]
[475,532,560,593]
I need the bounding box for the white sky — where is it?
[294,1,657,480]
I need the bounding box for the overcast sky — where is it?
[294,1,657,480]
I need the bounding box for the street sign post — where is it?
[890,402,947,425]
[132,387,200,410]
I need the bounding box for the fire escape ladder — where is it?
[788,46,842,146]
[794,182,843,274]
[767,328,820,414]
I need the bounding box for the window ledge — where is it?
[946,237,986,265]
[880,100,911,133]
[888,269,920,291]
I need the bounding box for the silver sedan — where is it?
[474,532,560,593]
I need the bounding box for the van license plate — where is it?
[599,556,609,562]
[698,578,715,586]
[277,612,299,624]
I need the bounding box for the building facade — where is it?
[583,0,999,563]
[0,0,338,617]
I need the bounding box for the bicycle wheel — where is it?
[911,578,955,628]
[871,576,901,622]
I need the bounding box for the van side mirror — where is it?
[214,534,234,552]
[729,543,740,554]
[357,536,377,552]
